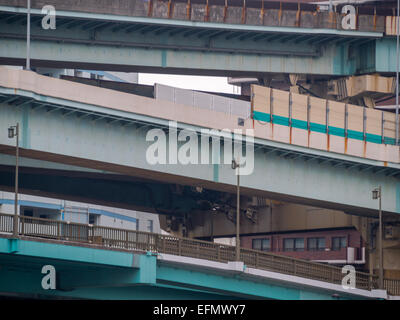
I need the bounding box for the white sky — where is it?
[138,73,240,94]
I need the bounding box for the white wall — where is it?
[0,203,15,215]
[0,191,160,233]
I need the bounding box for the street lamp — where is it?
[396,0,400,144]
[26,0,31,70]
[232,159,240,261]
[8,124,19,237]
[372,186,384,289]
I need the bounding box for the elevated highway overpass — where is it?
[1,0,400,300]
[0,67,399,219]
[0,0,397,77]
[0,211,395,299]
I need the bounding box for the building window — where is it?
[22,209,33,223]
[252,238,271,251]
[146,220,153,233]
[332,237,347,251]
[307,237,326,251]
[23,210,33,217]
[89,214,98,225]
[283,238,304,251]
[136,219,139,231]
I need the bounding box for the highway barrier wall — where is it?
[252,84,397,146]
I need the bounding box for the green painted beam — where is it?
[0,238,383,299]
[376,38,399,73]
[0,238,135,267]
[0,268,235,299]
[0,38,337,76]
[59,255,157,290]
[156,265,355,300]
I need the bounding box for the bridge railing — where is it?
[0,212,395,294]
[384,279,400,296]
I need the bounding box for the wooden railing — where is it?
[1,212,397,295]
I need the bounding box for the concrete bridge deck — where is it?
[0,212,395,299]
[0,2,396,76]
[0,67,399,217]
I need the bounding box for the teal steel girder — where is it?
[0,238,136,267]
[156,264,362,300]
[0,238,230,299]
[0,238,369,300]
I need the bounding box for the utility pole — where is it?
[26,0,31,70]
[373,186,384,289]
[232,159,240,261]
[8,124,19,237]
[396,0,399,144]
[378,186,384,289]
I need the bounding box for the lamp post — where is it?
[372,186,384,289]
[396,0,400,144]
[26,0,31,70]
[232,159,240,261]
[8,124,19,237]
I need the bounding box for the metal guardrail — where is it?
[384,279,400,296]
[0,212,397,295]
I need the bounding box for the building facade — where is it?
[241,228,366,266]
[0,191,160,234]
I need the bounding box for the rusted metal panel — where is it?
[386,16,399,36]
[152,0,170,19]
[358,15,384,33]
[299,11,317,29]
[264,9,280,27]
[280,9,298,27]
[172,2,189,20]
[245,7,262,26]
[225,6,242,24]
[317,12,336,29]
[0,0,391,33]
[209,5,225,23]
[9,0,151,18]
[191,3,207,22]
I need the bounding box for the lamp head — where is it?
[372,188,380,200]
[232,160,238,170]
[8,127,15,139]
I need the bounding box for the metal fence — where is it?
[384,279,400,296]
[1,212,398,295]
[154,83,251,119]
